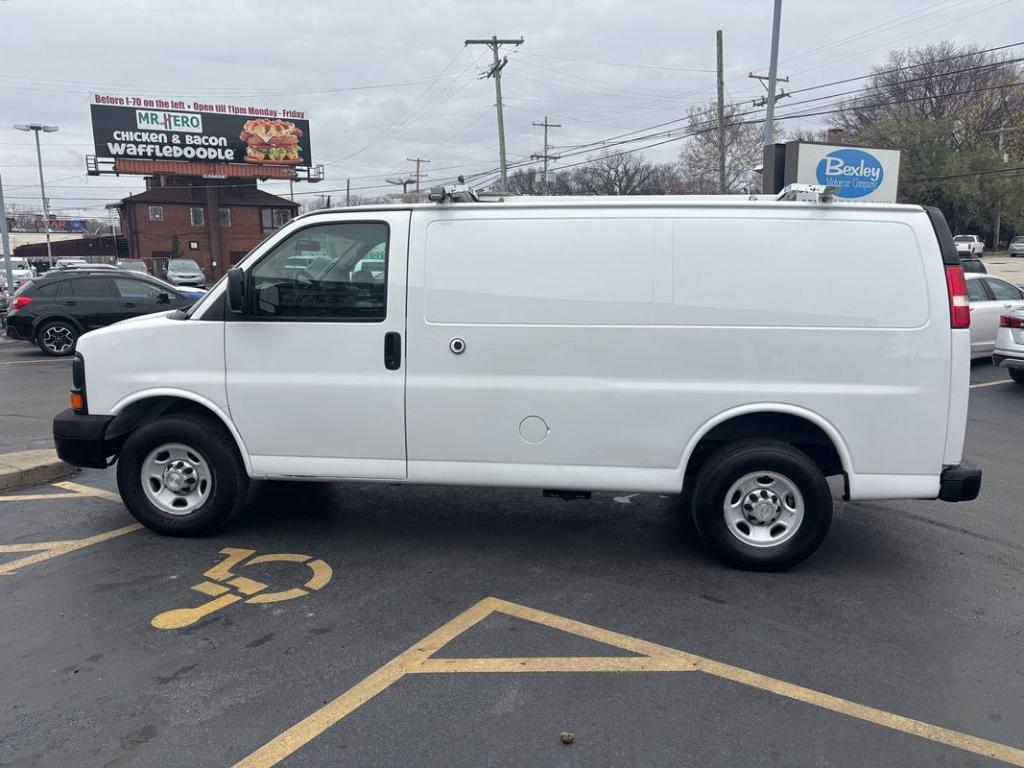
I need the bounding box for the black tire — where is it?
[691,440,832,571]
[1009,368,1024,384]
[116,413,248,536]
[35,319,78,356]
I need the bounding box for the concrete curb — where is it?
[0,449,77,492]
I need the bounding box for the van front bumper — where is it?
[938,465,982,502]
[53,408,115,469]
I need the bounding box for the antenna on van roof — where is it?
[427,176,480,204]
[776,183,836,203]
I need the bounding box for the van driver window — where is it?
[247,222,389,321]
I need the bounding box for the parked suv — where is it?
[6,268,202,356]
[165,259,206,287]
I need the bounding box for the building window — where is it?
[219,207,231,227]
[148,205,163,222]
[190,207,205,227]
[261,207,293,232]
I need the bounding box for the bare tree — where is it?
[507,167,542,195]
[839,42,1024,151]
[678,101,765,193]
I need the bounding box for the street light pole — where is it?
[14,123,59,268]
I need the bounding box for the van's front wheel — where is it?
[116,414,248,536]
[692,440,832,570]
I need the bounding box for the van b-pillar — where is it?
[206,185,222,280]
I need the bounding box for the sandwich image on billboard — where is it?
[241,119,304,165]
[89,94,313,167]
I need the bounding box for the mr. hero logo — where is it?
[815,148,884,199]
[135,109,203,133]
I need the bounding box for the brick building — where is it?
[112,177,298,281]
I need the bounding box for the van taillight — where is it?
[11,296,32,311]
[945,265,970,329]
[999,314,1024,329]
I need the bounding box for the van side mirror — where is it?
[227,268,245,314]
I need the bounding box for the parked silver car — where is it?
[993,308,1024,383]
[965,273,1024,358]
[1009,236,1024,257]
[165,258,206,287]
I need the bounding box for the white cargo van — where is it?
[53,187,980,570]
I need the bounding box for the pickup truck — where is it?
[953,234,984,258]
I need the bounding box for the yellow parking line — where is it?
[0,523,142,575]
[416,656,695,673]
[234,597,497,768]
[0,492,80,503]
[0,480,133,575]
[233,596,1024,768]
[0,540,78,552]
[52,480,122,504]
[970,379,1013,389]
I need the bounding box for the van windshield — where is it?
[169,259,200,271]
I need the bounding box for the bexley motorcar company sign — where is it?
[789,142,901,202]
[90,94,313,167]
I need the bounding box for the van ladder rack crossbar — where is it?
[428,183,480,204]
[776,183,836,203]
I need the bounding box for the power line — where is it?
[518,51,715,73]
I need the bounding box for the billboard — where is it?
[90,93,313,169]
[787,142,901,202]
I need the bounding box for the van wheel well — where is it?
[686,413,844,484]
[106,397,229,450]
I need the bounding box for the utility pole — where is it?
[531,116,561,194]
[994,128,1005,250]
[465,36,524,192]
[406,157,430,192]
[762,0,783,146]
[0,166,13,296]
[345,178,351,206]
[716,30,727,194]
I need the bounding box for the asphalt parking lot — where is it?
[1,338,1023,767]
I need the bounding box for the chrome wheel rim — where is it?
[141,442,212,515]
[41,325,74,354]
[723,471,804,548]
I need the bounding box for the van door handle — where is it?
[384,332,401,370]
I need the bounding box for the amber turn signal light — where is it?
[70,391,85,412]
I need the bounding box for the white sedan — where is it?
[994,308,1024,384]
[966,273,1024,358]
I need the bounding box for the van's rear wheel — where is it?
[116,414,248,536]
[692,440,832,570]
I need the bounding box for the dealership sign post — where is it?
[88,94,316,178]
[786,142,901,202]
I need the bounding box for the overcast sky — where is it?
[1,0,1019,215]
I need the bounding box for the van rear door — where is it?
[225,211,409,479]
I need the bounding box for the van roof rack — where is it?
[776,183,836,203]
[427,177,480,204]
